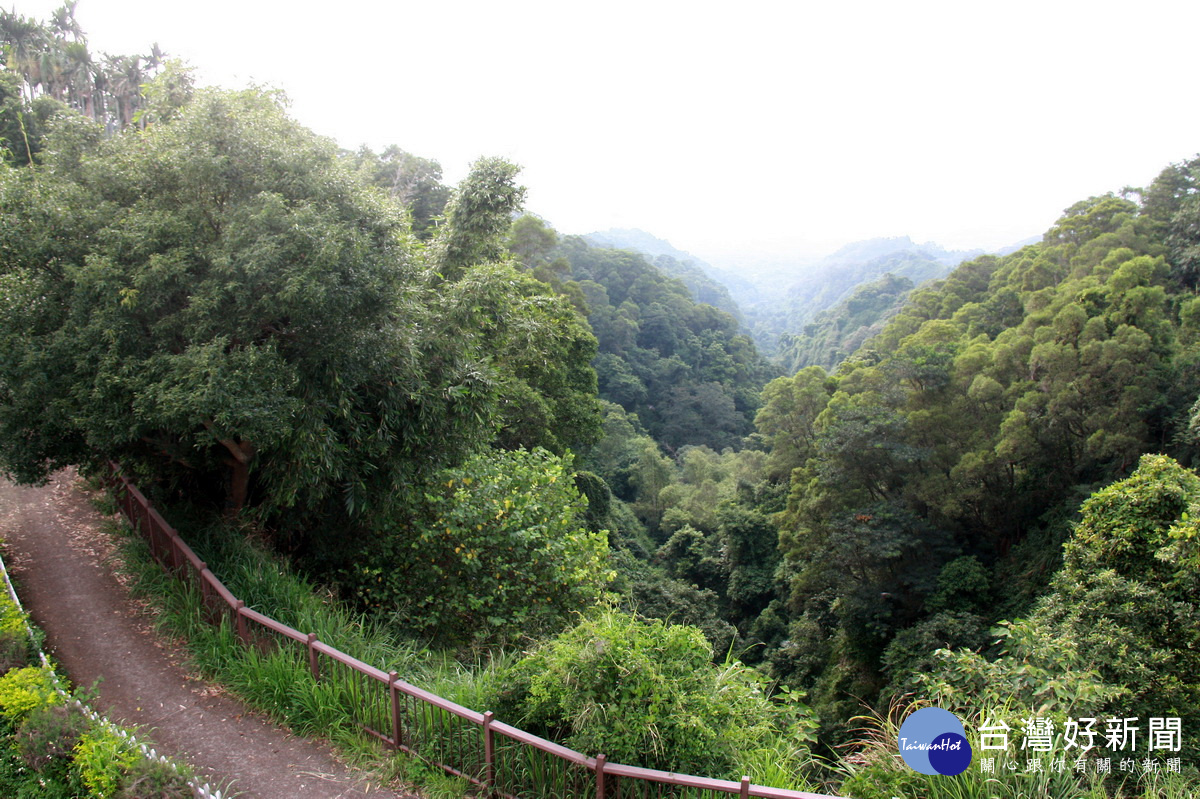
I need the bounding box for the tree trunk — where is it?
[205,421,255,514]
[227,454,250,514]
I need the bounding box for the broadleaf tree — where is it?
[0,88,498,529]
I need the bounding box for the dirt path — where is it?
[0,470,415,799]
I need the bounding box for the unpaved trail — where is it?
[0,469,415,799]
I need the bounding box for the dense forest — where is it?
[3,7,1200,797]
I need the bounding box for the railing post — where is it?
[595,753,607,799]
[740,776,750,798]
[234,600,247,643]
[150,513,161,560]
[200,568,218,621]
[483,711,495,793]
[138,501,150,545]
[306,633,320,681]
[389,671,401,750]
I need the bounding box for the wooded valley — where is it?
[3,7,1200,797]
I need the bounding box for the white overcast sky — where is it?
[12,0,1200,266]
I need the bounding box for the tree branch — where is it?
[202,420,254,464]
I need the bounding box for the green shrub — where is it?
[116,757,193,798]
[0,594,29,638]
[346,448,612,647]
[610,548,737,657]
[880,610,987,695]
[0,632,30,674]
[0,597,32,674]
[15,702,88,772]
[1065,454,1200,584]
[0,746,79,799]
[75,726,140,798]
[495,607,816,782]
[0,665,59,722]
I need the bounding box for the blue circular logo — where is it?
[897,707,972,776]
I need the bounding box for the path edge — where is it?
[0,538,231,799]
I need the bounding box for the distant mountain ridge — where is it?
[766,237,981,338]
[821,235,982,265]
[583,228,694,261]
[584,229,1015,362]
[583,229,752,317]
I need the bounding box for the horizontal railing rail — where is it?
[106,463,841,799]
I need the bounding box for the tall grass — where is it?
[115,513,514,705]
[106,512,519,789]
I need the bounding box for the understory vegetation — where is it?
[105,503,825,793]
[4,7,1200,797]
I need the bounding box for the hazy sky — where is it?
[12,0,1200,266]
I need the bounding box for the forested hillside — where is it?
[0,49,608,648]
[753,184,1200,746]
[521,165,1200,779]
[745,237,980,358]
[593,229,988,364]
[559,233,778,451]
[4,7,1200,796]
[775,272,915,371]
[584,227,748,317]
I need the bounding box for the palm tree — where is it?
[0,10,48,103]
[38,44,71,101]
[106,53,144,128]
[63,39,95,117]
[4,5,165,131]
[49,1,83,42]
[146,41,165,71]
[91,62,112,129]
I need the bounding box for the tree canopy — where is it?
[747,178,1200,741]
[0,89,488,519]
[0,85,602,539]
[549,235,778,452]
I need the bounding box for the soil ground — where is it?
[0,469,418,799]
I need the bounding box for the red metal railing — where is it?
[108,464,842,799]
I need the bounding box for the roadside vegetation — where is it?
[103,495,825,793]
[0,548,202,798]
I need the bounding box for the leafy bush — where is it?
[1064,453,1200,583]
[0,634,30,674]
[495,607,815,782]
[75,726,140,798]
[116,757,193,798]
[15,702,87,772]
[0,596,32,673]
[0,746,78,799]
[609,548,737,657]
[880,609,987,695]
[346,448,612,647]
[0,666,58,722]
[0,594,28,638]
